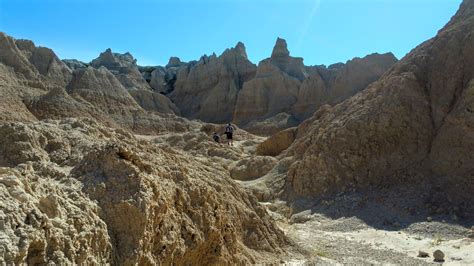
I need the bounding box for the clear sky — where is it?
[0,0,463,67]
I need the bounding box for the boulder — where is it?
[433,250,445,262]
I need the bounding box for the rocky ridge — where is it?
[138,38,396,134]
[0,31,299,264]
[266,0,474,213]
[1,1,473,263]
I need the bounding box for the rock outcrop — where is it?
[66,66,144,125]
[90,48,149,91]
[281,0,474,204]
[0,33,71,87]
[62,59,87,70]
[0,33,74,123]
[234,38,397,134]
[0,33,189,135]
[230,156,278,181]
[0,119,291,264]
[293,53,397,120]
[89,49,179,115]
[256,127,297,156]
[148,58,185,95]
[129,89,180,115]
[169,42,257,123]
[233,39,305,128]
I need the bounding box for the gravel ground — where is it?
[264,184,474,265]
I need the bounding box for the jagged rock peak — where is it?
[90,48,137,69]
[166,57,182,68]
[234,41,248,58]
[271,37,290,58]
[220,41,249,60]
[198,53,217,64]
[15,39,35,51]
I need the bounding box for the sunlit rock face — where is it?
[89,48,179,115]
[167,42,257,123]
[282,0,474,203]
[234,37,396,134]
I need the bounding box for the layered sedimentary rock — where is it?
[0,33,71,87]
[62,59,87,70]
[90,49,179,114]
[0,33,72,123]
[0,33,187,134]
[282,0,474,202]
[293,53,397,120]
[234,38,304,128]
[148,57,188,94]
[67,66,142,116]
[0,63,38,122]
[0,32,295,264]
[0,119,290,264]
[62,66,187,133]
[129,89,180,115]
[90,48,150,91]
[234,38,397,133]
[169,42,257,123]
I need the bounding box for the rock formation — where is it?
[0,32,299,264]
[0,33,71,87]
[0,33,189,135]
[168,42,257,123]
[89,48,179,115]
[62,59,87,70]
[234,37,397,134]
[293,53,397,120]
[67,66,142,118]
[148,56,188,95]
[0,32,396,134]
[90,48,149,91]
[233,38,305,128]
[280,0,474,206]
[0,119,291,264]
[2,1,472,262]
[230,156,278,181]
[256,127,297,156]
[128,89,180,115]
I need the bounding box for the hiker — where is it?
[224,123,235,146]
[212,132,220,143]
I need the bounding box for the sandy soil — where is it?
[268,186,474,265]
[277,213,473,265]
[138,132,474,265]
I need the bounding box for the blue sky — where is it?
[0,0,463,66]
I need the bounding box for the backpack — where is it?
[225,125,234,133]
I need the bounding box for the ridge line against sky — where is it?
[0,0,463,67]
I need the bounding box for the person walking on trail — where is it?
[212,132,220,143]
[225,123,235,146]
